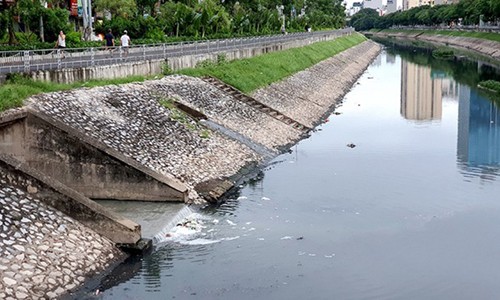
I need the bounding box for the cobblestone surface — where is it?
[143,76,303,151]
[252,40,382,127]
[0,180,124,299]
[27,83,262,203]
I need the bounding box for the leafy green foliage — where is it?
[432,47,454,59]
[94,0,137,19]
[351,0,500,30]
[349,8,380,31]
[0,74,148,112]
[479,80,500,95]
[2,0,347,48]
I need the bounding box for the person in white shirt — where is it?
[55,30,66,58]
[120,30,131,58]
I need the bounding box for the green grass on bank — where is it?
[0,75,150,112]
[0,33,366,113]
[178,33,367,93]
[379,29,500,43]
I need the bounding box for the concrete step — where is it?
[202,76,310,133]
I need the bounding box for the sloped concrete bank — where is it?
[0,154,126,300]
[369,31,500,62]
[0,40,381,299]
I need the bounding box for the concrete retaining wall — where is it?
[30,32,350,84]
[0,153,140,245]
[0,110,188,202]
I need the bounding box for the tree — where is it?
[349,8,379,31]
[159,1,194,37]
[136,0,159,17]
[94,0,137,19]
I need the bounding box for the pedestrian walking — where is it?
[54,30,66,58]
[120,30,131,59]
[104,29,115,53]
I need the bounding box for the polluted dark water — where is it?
[93,50,500,300]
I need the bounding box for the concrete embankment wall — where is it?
[30,32,350,84]
[369,31,500,62]
[0,153,129,299]
[0,110,188,202]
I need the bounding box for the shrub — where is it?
[432,47,454,59]
[479,80,500,94]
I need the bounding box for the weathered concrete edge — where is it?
[0,108,28,125]
[0,153,141,245]
[26,107,189,197]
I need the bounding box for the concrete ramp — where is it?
[0,109,188,202]
[0,153,141,245]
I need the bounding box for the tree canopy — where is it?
[349,0,500,31]
[1,0,347,47]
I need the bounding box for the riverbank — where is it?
[0,39,381,299]
[0,164,126,300]
[367,30,500,63]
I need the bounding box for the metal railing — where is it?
[0,28,354,75]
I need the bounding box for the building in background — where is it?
[403,0,433,10]
[434,0,460,5]
[347,2,363,16]
[386,0,402,13]
[363,0,384,10]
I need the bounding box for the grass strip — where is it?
[178,33,367,93]
[0,33,366,112]
[0,75,149,112]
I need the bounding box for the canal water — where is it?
[92,48,500,300]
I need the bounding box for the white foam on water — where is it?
[155,208,244,247]
[152,206,195,244]
[180,238,222,245]
[222,236,240,241]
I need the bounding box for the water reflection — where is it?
[400,61,443,121]
[386,53,396,64]
[457,85,500,178]
[399,59,500,178]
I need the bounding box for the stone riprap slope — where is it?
[143,75,304,151]
[0,183,123,299]
[252,40,382,128]
[27,84,261,202]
